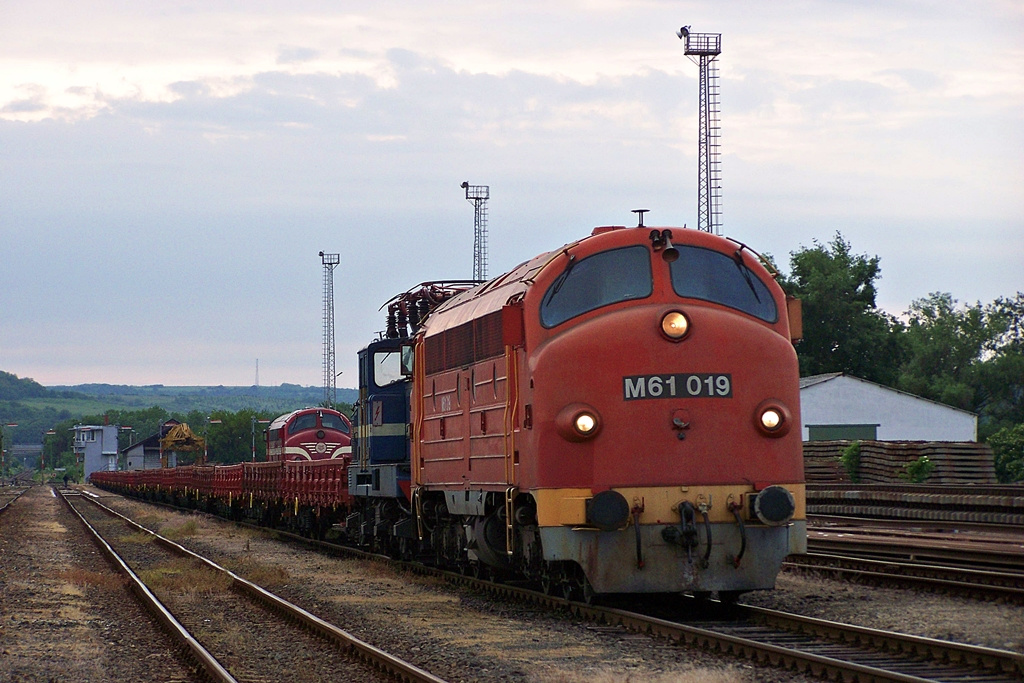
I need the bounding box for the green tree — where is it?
[780,233,905,385]
[897,293,995,410]
[896,292,1024,438]
[975,293,1024,435]
[988,423,1024,483]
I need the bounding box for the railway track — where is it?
[458,573,1024,682]
[0,485,28,515]
[784,552,1024,604]
[807,526,1024,572]
[109,490,1022,682]
[806,484,1024,527]
[60,488,447,683]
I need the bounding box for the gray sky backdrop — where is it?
[2,1,1021,388]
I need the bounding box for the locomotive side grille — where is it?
[474,311,504,360]
[446,322,473,369]
[425,310,505,375]
[425,334,445,374]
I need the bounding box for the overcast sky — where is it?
[2,1,1021,389]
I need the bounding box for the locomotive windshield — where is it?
[321,412,350,433]
[540,245,653,328]
[669,245,778,322]
[374,350,404,387]
[291,413,317,432]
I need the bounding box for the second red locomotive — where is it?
[265,407,352,462]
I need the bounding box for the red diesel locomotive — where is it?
[349,221,806,600]
[92,221,805,601]
[265,407,352,462]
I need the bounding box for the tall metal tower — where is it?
[678,26,722,234]
[318,251,340,407]
[461,181,490,281]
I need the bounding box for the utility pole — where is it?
[319,251,340,408]
[461,182,490,281]
[678,26,723,234]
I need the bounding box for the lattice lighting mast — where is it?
[461,181,490,281]
[319,251,340,408]
[678,26,722,234]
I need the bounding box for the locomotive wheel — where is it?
[540,565,562,596]
[562,564,596,604]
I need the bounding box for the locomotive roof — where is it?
[267,406,343,431]
[421,242,570,335]
[419,224,773,337]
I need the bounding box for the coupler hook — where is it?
[698,502,712,568]
[679,501,699,564]
[728,501,747,568]
[631,499,645,570]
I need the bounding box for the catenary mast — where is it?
[678,26,722,234]
[461,181,490,281]
[319,251,340,408]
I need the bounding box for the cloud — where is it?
[1,1,1022,385]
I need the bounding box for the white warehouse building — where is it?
[799,373,977,442]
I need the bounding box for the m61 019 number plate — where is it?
[623,373,732,400]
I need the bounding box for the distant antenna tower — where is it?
[461,181,490,280]
[318,251,340,407]
[255,358,259,388]
[678,26,722,234]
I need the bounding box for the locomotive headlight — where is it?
[556,403,602,441]
[760,409,782,431]
[660,311,690,340]
[754,400,792,438]
[575,412,597,435]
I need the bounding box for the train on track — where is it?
[92,220,807,601]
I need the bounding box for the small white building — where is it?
[799,373,977,442]
[73,424,119,479]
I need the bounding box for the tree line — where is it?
[776,233,1023,481]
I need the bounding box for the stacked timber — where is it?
[802,440,998,484]
[802,441,852,482]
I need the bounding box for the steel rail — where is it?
[809,512,1023,536]
[808,533,1024,572]
[56,489,238,683]
[0,487,29,516]
[226,521,1024,682]
[785,552,1024,603]
[92,485,1024,682]
[78,493,448,683]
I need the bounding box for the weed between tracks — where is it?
[58,568,127,590]
[222,556,291,588]
[118,531,154,544]
[544,671,744,683]
[138,558,232,596]
[160,519,199,540]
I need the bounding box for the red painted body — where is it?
[413,225,802,494]
[265,407,353,462]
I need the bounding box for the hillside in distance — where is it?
[45,383,359,414]
[2,368,360,444]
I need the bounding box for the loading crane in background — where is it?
[160,422,205,466]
